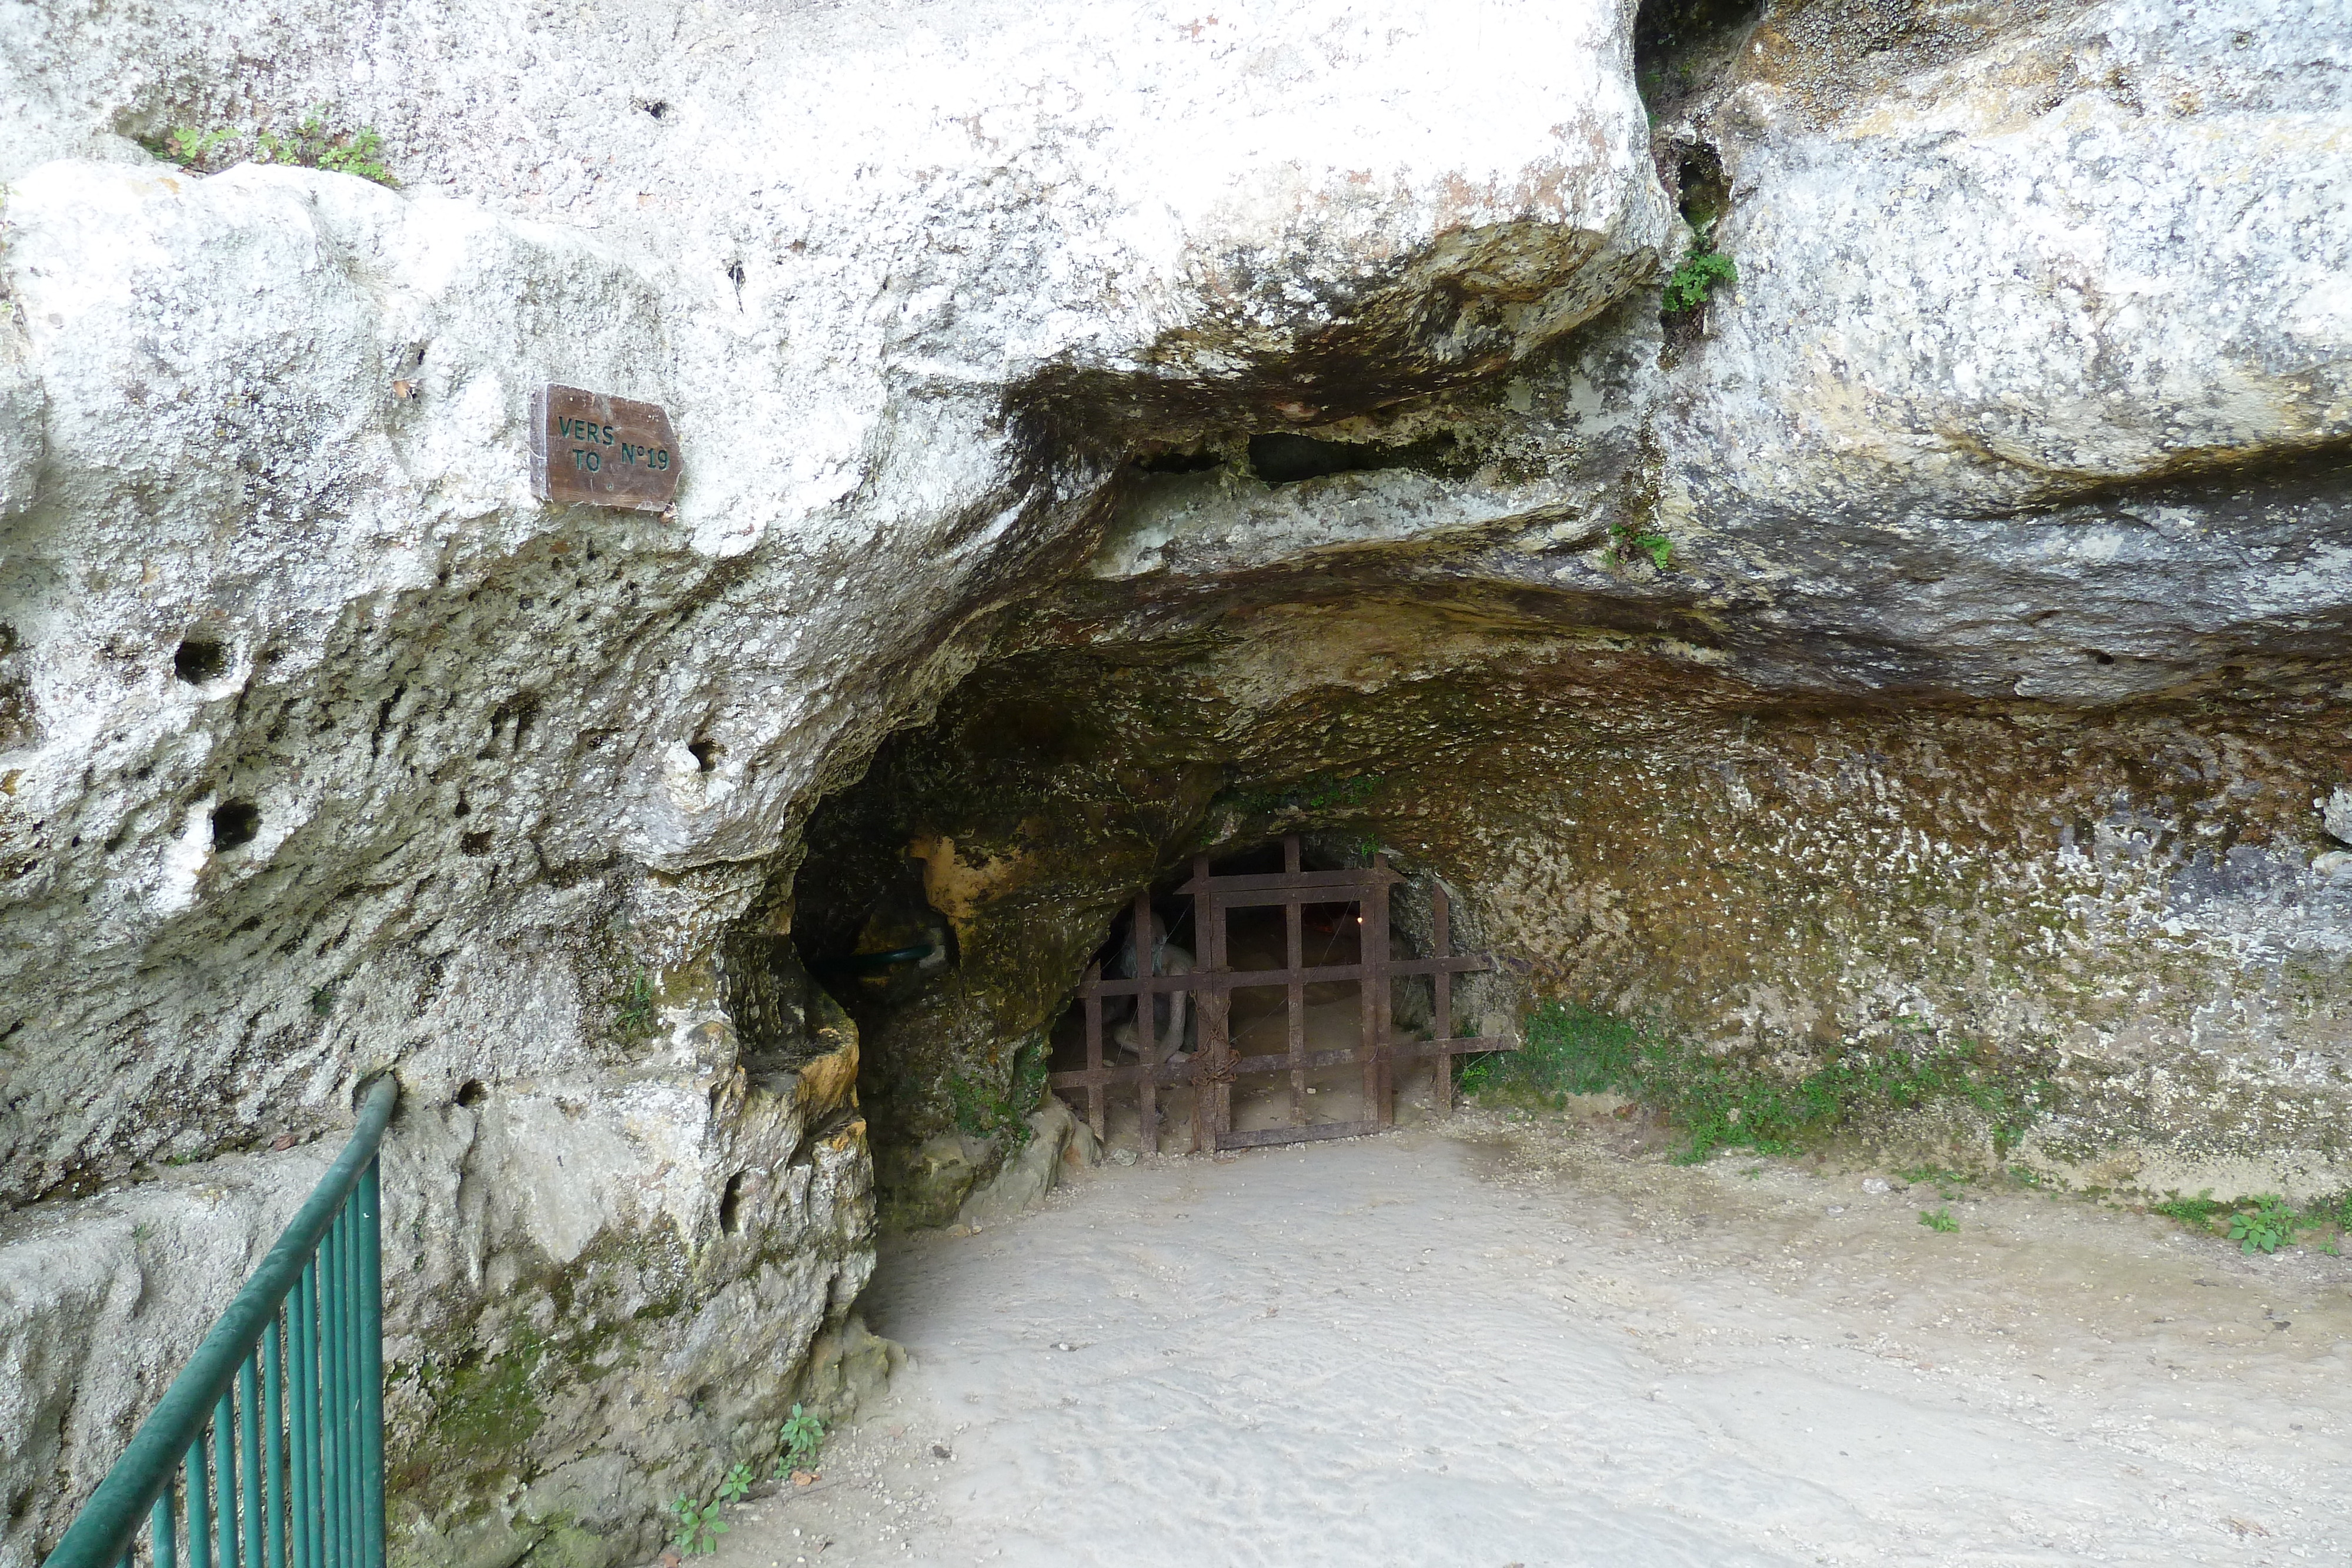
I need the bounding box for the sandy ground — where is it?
[710,1109,2352,1567]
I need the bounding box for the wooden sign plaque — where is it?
[530,384,680,511]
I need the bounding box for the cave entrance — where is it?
[1050,835,1512,1155]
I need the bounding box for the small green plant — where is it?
[132,1222,155,1242]
[1919,1206,1959,1234]
[2229,1195,2296,1255]
[1901,1164,1971,1198]
[777,1404,825,1474]
[1605,519,1675,570]
[669,1495,727,1556]
[2151,1188,2230,1226]
[141,106,396,187]
[1662,248,1736,315]
[149,126,233,168]
[616,970,659,1039]
[716,1463,754,1504]
[309,985,337,1018]
[2317,1190,2352,1254]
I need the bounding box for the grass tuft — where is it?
[1459,1001,2050,1165]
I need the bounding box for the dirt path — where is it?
[712,1111,2352,1566]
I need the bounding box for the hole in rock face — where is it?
[642,99,669,119]
[483,691,539,758]
[211,801,262,852]
[1133,447,1222,476]
[719,1170,750,1235]
[460,830,493,856]
[2092,651,2117,665]
[456,1079,487,1108]
[174,636,229,685]
[1675,142,1730,234]
[687,738,721,772]
[1247,430,1471,486]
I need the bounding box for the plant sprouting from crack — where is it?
[142,105,396,187]
[669,1495,727,1556]
[777,1403,826,1475]
[2230,1195,2297,1255]
[1662,248,1736,316]
[1606,519,1675,571]
[616,969,659,1040]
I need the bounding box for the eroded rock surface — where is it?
[2,0,2348,1565]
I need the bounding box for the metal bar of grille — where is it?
[1284,836,1305,1128]
[1088,955,1484,997]
[1175,867,1404,896]
[1433,881,1455,1117]
[1212,884,1234,1149]
[1081,965,1104,1143]
[1133,890,1158,1156]
[1216,1121,1377,1150]
[1362,860,1388,1128]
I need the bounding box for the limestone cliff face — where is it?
[0,3,1666,1565]
[2,0,2348,1564]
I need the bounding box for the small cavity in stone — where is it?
[211,801,261,852]
[174,637,228,685]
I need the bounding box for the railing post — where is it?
[186,1432,211,1568]
[262,1322,286,1568]
[238,1357,262,1568]
[356,1162,385,1568]
[211,1393,235,1568]
[289,1266,315,1568]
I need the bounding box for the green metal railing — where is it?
[44,1076,400,1568]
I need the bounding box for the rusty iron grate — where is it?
[1050,835,1515,1154]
